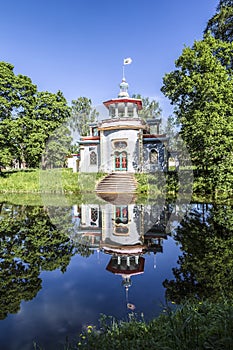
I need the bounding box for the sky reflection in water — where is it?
[0,199,186,350]
[1,199,232,349]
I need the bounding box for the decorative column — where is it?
[133,105,137,118]
[115,103,119,118]
[124,102,128,117]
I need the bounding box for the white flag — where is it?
[123,57,132,65]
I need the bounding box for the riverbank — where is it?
[0,169,104,194]
[0,169,232,204]
[0,168,77,193]
[34,299,233,349]
[76,300,233,350]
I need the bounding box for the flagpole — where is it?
[122,58,132,80]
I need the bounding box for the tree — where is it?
[0,61,72,169]
[161,34,233,195]
[71,97,99,136]
[30,90,71,168]
[0,62,37,168]
[204,0,233,42]
[0,119,13,169]
[0,62,33,121]
[14,90,71,168]
[0,204,75,319]
[163,203,233,303]
[42,124,72,169]
[131,94,162,121]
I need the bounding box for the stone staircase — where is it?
[95,172,137,204]
[96,172,137,194]
[96,172,137,193]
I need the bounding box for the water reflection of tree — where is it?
[163,204,233,303]
[0,204,74,320]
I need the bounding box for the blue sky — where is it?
[0,0,217,117]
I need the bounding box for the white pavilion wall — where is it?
[101,204,142,246]
[79,145,100,172]
[100,129,139,173]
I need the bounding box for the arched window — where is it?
[90,151,97,165]
[150,149,158,164]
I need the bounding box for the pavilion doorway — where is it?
[114,151,127,171]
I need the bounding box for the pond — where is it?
[0,195,232,350]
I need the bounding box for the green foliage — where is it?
[0,193,79,206]
[71,97,99,136]
[31,90,71,168]
[165,171,179,195]
[0,62,37,168]
[0,62,37,121]
[135,172,167,196]
[0,169,78,193]
[163,204,233,303]
[69,300,233,350]
[204,0,233,42]
[135,172,181,198]
[131,94,161,120]
[0,169,106,194]
[0,61,71,169]
[42,124,72,169]
[134,173,149,193]
[0,204,74,319]
[77,172,106,192]
[0,169,40,192]
[161,34,233,197]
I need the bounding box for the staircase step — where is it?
[95,172,137,194]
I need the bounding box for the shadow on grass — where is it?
[0,169,36,178]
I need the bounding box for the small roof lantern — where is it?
[118,78,129,98]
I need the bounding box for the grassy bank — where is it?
[0,169,232,204]
[135,172,233,204]
[0,169,105,194]
[34,300,233,350]
[72,300,233,350]
[135,172,178,196]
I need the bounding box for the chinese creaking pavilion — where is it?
[77,68,168,174]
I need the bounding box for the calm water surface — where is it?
[0,197,232,350]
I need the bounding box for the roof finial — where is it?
[119,58,132,98]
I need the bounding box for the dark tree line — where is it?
[163,203,233,303]
[0,62,72,169]
[204,0,233,43]
[161,0,233,196]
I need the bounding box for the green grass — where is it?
[0,193,83,206]
[0,169,106,194]
[0,169,40,193]
[1,169,232,204]
[135,172,167,195]
[63,300,233,350]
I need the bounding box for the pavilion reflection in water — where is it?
[71,198,171,308]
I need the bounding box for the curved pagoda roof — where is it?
[103,97,142,110]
